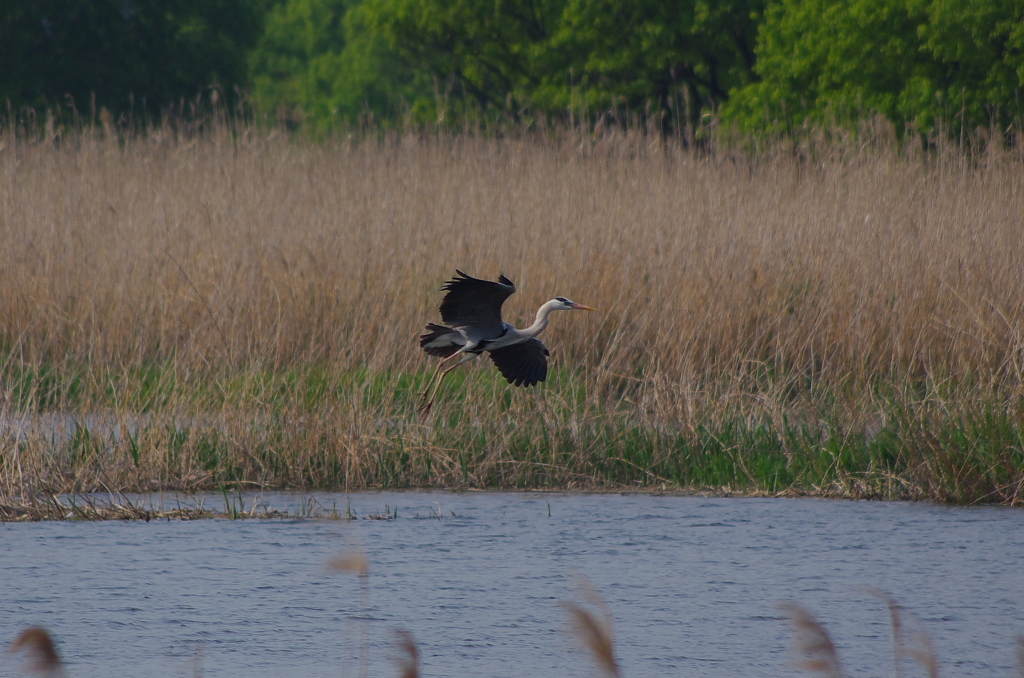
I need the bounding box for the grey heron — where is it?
[417,270,595,414]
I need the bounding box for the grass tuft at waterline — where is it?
[1,122,1022,505]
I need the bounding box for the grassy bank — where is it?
[1,124,1022,504]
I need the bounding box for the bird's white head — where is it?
[552,296,596,311]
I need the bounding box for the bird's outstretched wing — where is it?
[489,338,549,387]
[439,270,516,336]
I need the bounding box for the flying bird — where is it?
[417,270,594,414]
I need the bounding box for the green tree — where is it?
[917,0,1024,134]
[1,0,264,119]
[249,0,428,128]
[549,0,763,134]
[359,0,764,131]
[363,0,566,122]
[722,0,1024,137]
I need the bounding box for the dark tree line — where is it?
[2,0,264,120]
[5,0,1023,137]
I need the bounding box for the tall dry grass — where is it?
[0,121,1022,502]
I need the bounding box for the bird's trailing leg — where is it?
[418,351,462,403]
[419,353,476,418]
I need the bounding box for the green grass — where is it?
[2,359,1021,504]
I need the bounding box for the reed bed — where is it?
[1,122,1022,504]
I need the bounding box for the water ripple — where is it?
[1,492,1022,677]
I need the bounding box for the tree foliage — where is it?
[249,0,430,127]
[549,0,762,132]
[362,0,567,123]
[1,0,264,119]
[722,0,1024,137]
[5,0,1022,137]
[361,0,764,131]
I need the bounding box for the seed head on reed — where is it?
[325,551,370,577]
[865,587,939,678]
[189,643,205,678]
[563,580,620,678]
[326,548,371,678]
[777,602,845,678]
[7,627,64,677]
[392,628,420,678]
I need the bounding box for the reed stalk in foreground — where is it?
[7,589,1014,676]
[7,627,64,677]
[778,602,845,678]
[865,587,939,678]
[392,629,420,678]
[564,580,621,678]
[780,593,945,678]
[0,123,1022,503]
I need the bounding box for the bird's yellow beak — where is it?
[571,303,596,311]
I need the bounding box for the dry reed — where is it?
[5,591,1018,676]
[1,121,1022,503]
[779,593,957,678]
[327,548,371,678]
[564,580,620,678]
[778,602,845,678]
[327,551,371,577]
[866,587,939,678]
[7,627,64,677]
[392,629,420,678]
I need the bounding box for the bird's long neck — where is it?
[518,300,561,339]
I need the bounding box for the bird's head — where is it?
[552,297,596,312]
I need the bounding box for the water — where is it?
[2,492,1022,677]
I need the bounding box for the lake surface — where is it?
[2,492,1022,677]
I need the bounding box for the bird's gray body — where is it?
[418,270,590,395]
[420,321,529,355]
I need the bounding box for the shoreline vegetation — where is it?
[1,119,1023,513]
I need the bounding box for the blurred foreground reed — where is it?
[8,579,1022,677]
[1,121,1022,504]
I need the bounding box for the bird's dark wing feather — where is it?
[439,270,515,336]
[489,339,549,387]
